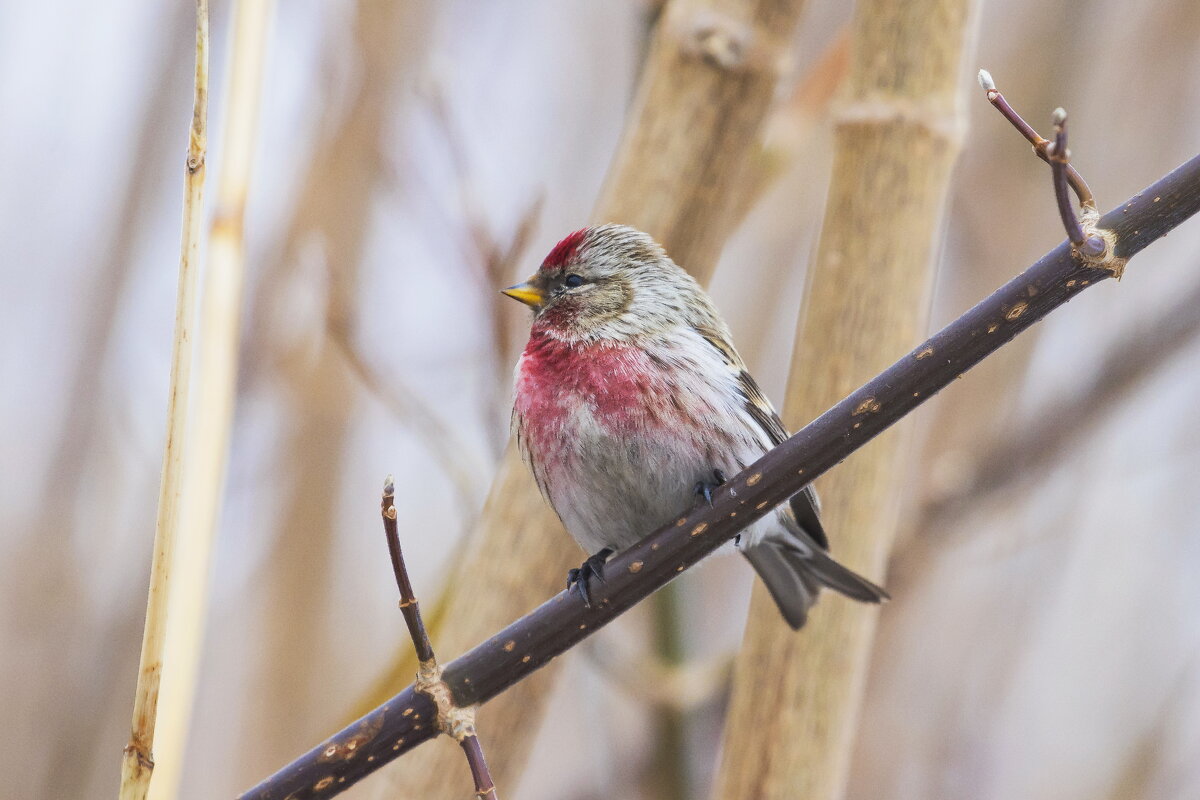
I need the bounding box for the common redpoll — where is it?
[503,225,887,629]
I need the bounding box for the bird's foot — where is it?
[567,548,613,608]
[693,469,728,507]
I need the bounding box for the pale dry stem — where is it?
[140,3,274,798]
[119,3,208,799]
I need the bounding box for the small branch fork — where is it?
[381,477,498,799]
[977,69,1113,265]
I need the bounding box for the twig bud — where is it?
[977,69,995,91]
[1051,107,1067,127]
[1081,236,1106,258]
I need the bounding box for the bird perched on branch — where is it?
[502,225,887,629]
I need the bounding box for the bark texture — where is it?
[715,1,975,797]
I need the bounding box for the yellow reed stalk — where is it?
[142,2,273,798]
[119,3,209,798]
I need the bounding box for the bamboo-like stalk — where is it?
[386,1,809,794]
[118,4,209,799]
[595,0,812,285]
[714,2,974,798]
[141,2,274,798]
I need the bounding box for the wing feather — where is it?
[692,325,830,551]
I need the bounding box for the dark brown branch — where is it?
[1047,108,1107,257]
[379,477,498,799]
[1049,109,1085,246]
[240,154,1200,800]
[460,736,497,798]
[382,477,434,664]
[977,69,1094,207]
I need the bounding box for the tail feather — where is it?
[743,538,888,630]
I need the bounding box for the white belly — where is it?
[546,403,756,555]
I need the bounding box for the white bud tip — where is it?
[384,474,395,493]
[977,69,995,91]
[1052,107,1067,125]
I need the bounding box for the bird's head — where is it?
[501,224,702,341]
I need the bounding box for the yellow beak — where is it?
[500,279,545,308]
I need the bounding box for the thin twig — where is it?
[1048,108,1108,257]
[240,152,1200,800]
[977,69,1095,208]
[382,476,434,664]
[379,477,498,799]
[119,3,208,798]
[460,736,498,799]
[1048,108,1087,246]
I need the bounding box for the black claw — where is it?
[588,556,607,584]
[572,572,593,607]
[694,469,727,507]
[566,548,613,608]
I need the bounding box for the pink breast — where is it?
[514,332,667,449]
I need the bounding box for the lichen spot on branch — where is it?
[853,397,882,415]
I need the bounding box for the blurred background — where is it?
[3,0,1200,798]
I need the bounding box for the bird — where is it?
[501,224,887,629]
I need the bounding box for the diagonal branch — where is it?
[239,153,1200,800]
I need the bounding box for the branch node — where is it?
[670,8,770,75]
[415,661,479,742]
[123,742,155,771]
[1077,207,1126,278]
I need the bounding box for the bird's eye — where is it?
[563,274,584,288]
